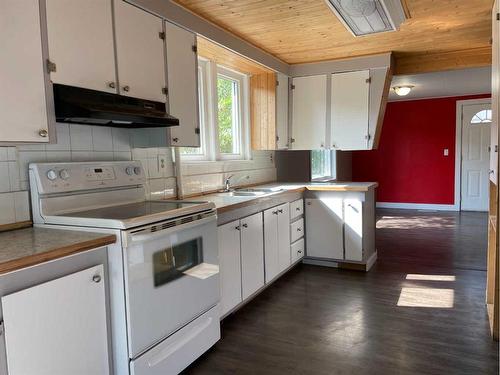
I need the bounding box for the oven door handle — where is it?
[125,215,216,245]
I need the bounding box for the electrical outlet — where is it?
[158,155,166,176]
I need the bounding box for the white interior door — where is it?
[461,103,492,211]
[114,0,166,102]
[2,265,109,375]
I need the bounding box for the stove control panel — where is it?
[29,161,147,195]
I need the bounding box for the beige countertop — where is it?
[0,227,116,275]
[194,181,378,213]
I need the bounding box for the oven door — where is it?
[123,213,219,358]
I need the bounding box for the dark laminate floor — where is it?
[185,209,499,375]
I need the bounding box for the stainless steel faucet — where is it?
[224,174,235,192]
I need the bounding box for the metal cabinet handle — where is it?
[172,137,179,143]
[107,82,116,89]
[123,85,130,92]
[296,207,301,211]
[298,250,303,254]
[242,223,248,228]
[38,129,48,138]
[272,211,278,215]
[297,227,302,232]
[92,275,101,283]
[278,209,284,213]
[235,225,241,231]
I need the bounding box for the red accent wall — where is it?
[352,94,491,204]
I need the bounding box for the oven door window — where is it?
[153,237,203,287]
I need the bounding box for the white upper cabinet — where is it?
[291,75,327,150]
[276,72,289,149]
[165,22,200,147]
[0,0,51,143]
[114,0,166,102]
[330,70,370,150]
[45,0,117,93]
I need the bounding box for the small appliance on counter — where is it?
[29,161,220,375]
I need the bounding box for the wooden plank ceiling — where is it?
[174,0,493,74]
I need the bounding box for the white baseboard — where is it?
[376,202,459,211]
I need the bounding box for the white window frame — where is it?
[181,59,251,162]
[311,149,336,181]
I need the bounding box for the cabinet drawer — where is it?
[290,199,304,221]
[291,238,305,263]
[290,218,304,243]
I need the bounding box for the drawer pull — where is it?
[278,209,284,213]
[297,228,302,232]
[296,207,301,211]
[298,250,303,254]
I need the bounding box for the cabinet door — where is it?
[240,213,265,299]
[277,203,291,272]
[331,70,370,150]
[45,0,116,93]
[114,0,166,102]
[165,22,200,147]
[276,72,289,149]
[2,265,109,375]
[344,199,363,262]
[305,198,344,259]
[218,221,242,316]
[0,0,50,143]
[264,207,279,283]
[291,75,327,150]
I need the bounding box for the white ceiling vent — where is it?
[325,0,407,37]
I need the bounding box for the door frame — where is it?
[454,98,492,211]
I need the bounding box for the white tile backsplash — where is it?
[69,124,93,151]
[3,123,276,226]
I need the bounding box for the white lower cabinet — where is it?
[344,199,363,261]
[291,238,305,263]
[305,195,368,262]
[240,213,265,299]
[305,198,344,259]
[264,203,291,283]
[2,265,110,375]
[218,212,264,316]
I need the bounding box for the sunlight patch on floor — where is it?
[406,274,456,281]
[377,216,455,230]
[397,287,455,308]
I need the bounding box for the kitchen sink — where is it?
[216,187,284,197]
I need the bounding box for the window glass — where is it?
[471,109,492,124]
[217,75,240,154]
[311,150,336,180]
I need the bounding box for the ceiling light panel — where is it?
[325,0,407,37]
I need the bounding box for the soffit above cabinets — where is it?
[172,0,492,74]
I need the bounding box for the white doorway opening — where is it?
[455,99,492,211]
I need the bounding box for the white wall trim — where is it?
[376,202,458,211]
[455,98,492,212]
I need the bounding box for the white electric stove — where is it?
[29,161,221,375]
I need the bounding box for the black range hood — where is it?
[53,84,180,128]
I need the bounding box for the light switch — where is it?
[444,149,449,156]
